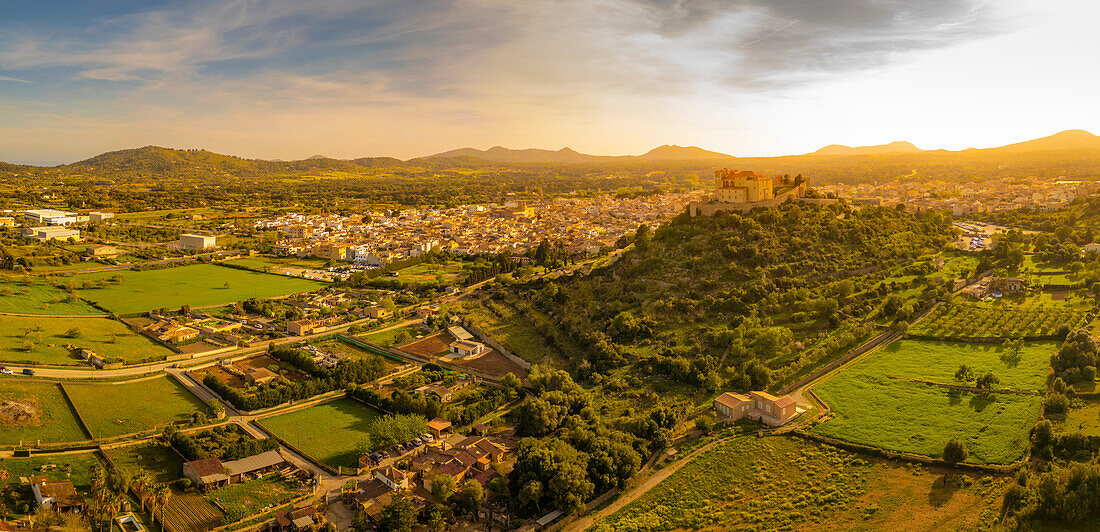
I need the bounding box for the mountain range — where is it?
[2,130,1098,172]
[422,129,1100,163]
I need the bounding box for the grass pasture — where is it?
[257,397,383,469]
[911,302,1086,339]
[74,263,325,314]
[593,436,1005,531]
[389,261,469,286]
[103,442,185,483]
[0,314,174,366]
[0,452,103,491]
[811,340,1049,464]
[63,376,207,438]
[0,380,89,445]
[0,280,101,315]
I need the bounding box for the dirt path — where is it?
[563,436,737,532]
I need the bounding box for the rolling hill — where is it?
[812,141,923,156]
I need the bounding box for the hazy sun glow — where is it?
[0,0,1097,164]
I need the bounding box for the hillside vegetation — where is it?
[506,201,952,394]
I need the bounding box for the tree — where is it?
[954,364,975,383]
[426,503,448,532]
[431,474,455,502]
[457,480,484,513]
[502,372,522,399]
[975,371,1000,390]
[943,438,969,465]
[64,327,82,338]
[379,490,417,532]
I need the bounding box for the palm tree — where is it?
[132,471,152,513]
[153,484,171,527]
[105,492,124,530]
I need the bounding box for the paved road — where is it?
[1,317,422,379]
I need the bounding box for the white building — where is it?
[179,233,216,250]
[24,209,87,225]
[88,211,115,221]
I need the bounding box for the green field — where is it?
[593,436,1005,531]
[207,474,304,522]
[0,315,174,366]
[103,442,185,483]
[0,452,103,490]
[257,397,383,468]
[63,376,208,438]
[358,324,418,347]
[390,261,469,286]
[0,280,101,315]
[0,380,89,445]
[911,302,1086,339]
[74,263,326,314]
[811,340,1049,464]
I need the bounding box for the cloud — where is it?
[0,0,1018,162]
[0,75,31,83]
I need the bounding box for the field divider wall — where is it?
[56,381,95,441]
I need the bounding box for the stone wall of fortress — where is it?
[687,193,839,217]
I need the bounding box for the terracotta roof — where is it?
[185,457,226,481]
[427,418,452,430]
[773,395,796,409]
[715,392,748,409]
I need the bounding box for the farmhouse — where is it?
[274,505,318,531]
[447,339,488,358]
[364,306,391,319]
[143,320,200,344]
[85,244,119,257]
[183,457,230,490]
[223,450,287,483]
[31,477,86,512]
[713,391,800,426]
[245,367,279,385]
[184,450,288,491]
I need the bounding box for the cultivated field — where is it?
[103,442,184,483]
[63,376,208,438]
[811,340,1050,463]
[163,491,224,532]
[0,315,174,366]
[592,436,1006,531]
[74,263,325,314]
[0,280,101,315]
[0,380,89,445]
[258,397,383,468]
[911,303,1087,338]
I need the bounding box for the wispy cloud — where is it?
[0,0,1018,162]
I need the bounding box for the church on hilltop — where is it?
[688,168,835,216]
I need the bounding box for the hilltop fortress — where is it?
[688,169,836,216]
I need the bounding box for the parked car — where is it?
[22,368,36,376]
[0,367,12,375]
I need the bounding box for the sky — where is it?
[1,0,1098,165]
